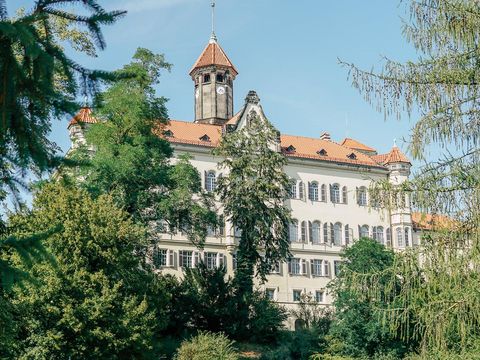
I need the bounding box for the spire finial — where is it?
[83,95,88,107]
[209,0,217,43]
[393,138,397,147]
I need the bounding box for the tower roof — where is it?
[68,106,97,128]
[189,39,238,76]
[372,146,410,165]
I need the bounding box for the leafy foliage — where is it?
[5,182,166,359]
[71,48,216,245]
[327,238,412,359]
[340,0,480,355]
[214,114,291,338]
[174,331,239,360]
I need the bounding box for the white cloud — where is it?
[118,0,201,13]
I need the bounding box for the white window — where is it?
[334,260,342,276]
[344,225,350,245]
[397,227,404,247]
[205,171,216,192]
[204,252,218,269]
[333,222,342,246]
[289,258,301,275]
[153,248,167,268]
[270,261,281,274]
[308,182,319,201]
[358,186,367,206]
[299,181,305,200]
[311,221,321,244]
[207,225,216,237]
[373,226,384,244]
[323,223,329,243]
[331,184,340,203]
[179,250,194,268]
[289,220,299,242]
[315,291,324,303]
[266,288,276,300]
[311,259,323,276]
[321,184,327,202]
[360,225,369,238]
[323,260,330,277]
[290,180,297,199]
[293,290,302,302]
[386,227,392,246]
[301,221,307,242]
[405,227,410,247]
[342,186,348,204]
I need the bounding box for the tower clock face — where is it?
[216,86,226,95]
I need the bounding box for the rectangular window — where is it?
[289,258,301,275]
[153,248,167,268]
[179,250,193,268]
[204,252,218,269]
[290,181,297,199]
[311,259,322,276]
[293,290,302,302]
[270,261,281,274]
[334,260,342,276]
[315,291,324,303]
[266,288,275,300]
[323,260,330,277]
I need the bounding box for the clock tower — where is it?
[190,33,238,125]
[189,2,237,125]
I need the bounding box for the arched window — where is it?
[301,221,307,242]
[312,221,321,244]
[321,184,327,202]
[289,220,298,242]
[386,227,392,246]
[295,318,306,331]
[342,186,348,204]
[357,186,367,206]
[308,181,319,201]
[298,181,304,200]
[333,222,342,246]
[331,184,340,203]
[373,226,384,244]
[396,227,404,247]
[360,225,369,238]
[344,225,350,245]
[404,227,410,246]
[205,171,216,192]
[323,223,329,243]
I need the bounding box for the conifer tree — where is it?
[214,114,291,337]
[340,0,480,355]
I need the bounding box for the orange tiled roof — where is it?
[341,138,376,152]
[164,120,386,168]
[371,146,410,165]
[68,107,97,127]
[189,40,238,76]
[412,212,457,231]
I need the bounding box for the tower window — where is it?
[203,74,211,83]
[216,73,224,83]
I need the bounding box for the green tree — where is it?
[6,182,166,359]
[71,48,216,245]
[328,238,411,358]
[340,0,480,355]
[214,113,291,338]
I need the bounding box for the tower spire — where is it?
[210,0,217,43]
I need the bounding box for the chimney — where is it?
[320,132,331,141]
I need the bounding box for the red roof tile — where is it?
[189,40,238,76]
[163,120,386,168]
[341,138,376,152]
[412,212,457,231]
[68,107,97,127]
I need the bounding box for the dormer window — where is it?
[199,134,211,142]
[347,152,357,160]
[317,149,327,156]
[286,145,296,153]
[216,73,224,83]
[164,130,174,137]
[203,74,211,83]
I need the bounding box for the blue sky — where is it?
[9,0,419,157]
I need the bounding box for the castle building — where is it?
[68,29,417,330]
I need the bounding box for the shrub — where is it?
[174,331,238,360]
